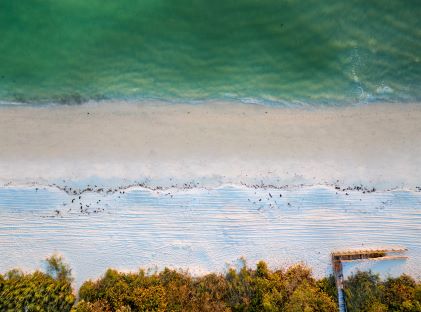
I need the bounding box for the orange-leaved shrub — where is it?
[74,259,337,311]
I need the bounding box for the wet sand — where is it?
[0,101,420,189]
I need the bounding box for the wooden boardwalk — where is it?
[331,247,408,312]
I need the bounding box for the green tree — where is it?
[383,274,421,311]
[285,281,337,312]
[46,254,73,282]
[317,275,338,303]
[0,256,75,312]
[344,271,384,312]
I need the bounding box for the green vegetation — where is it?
[0,255,75,311]
[1,256,420,311]
[344,271,421,312]
[73,259,337,312]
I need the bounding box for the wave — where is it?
[1,94,419,110]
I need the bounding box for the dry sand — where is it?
[0,101,420,189]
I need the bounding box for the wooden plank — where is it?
[331,247,407,257]
[340,255,408,263]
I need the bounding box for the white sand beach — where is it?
[0,101,420,189]
[1,102,420,285]
[1,185,420,286]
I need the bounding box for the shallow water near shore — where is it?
[0,184,419,286]
[1,0,420,105]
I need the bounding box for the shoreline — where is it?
[0,101,420,190]
[2,181,420,196]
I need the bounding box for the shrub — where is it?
[285,281,337,312]
[74,260,339,311]
[1,257,419,311]
[344,271,421,312]
[317,275,338,302]
[0,256,75,311]
[344,271,384,311]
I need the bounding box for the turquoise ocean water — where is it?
[0,0,420,106]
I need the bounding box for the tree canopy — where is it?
[344,271,421,312]
[1,257,420,311]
